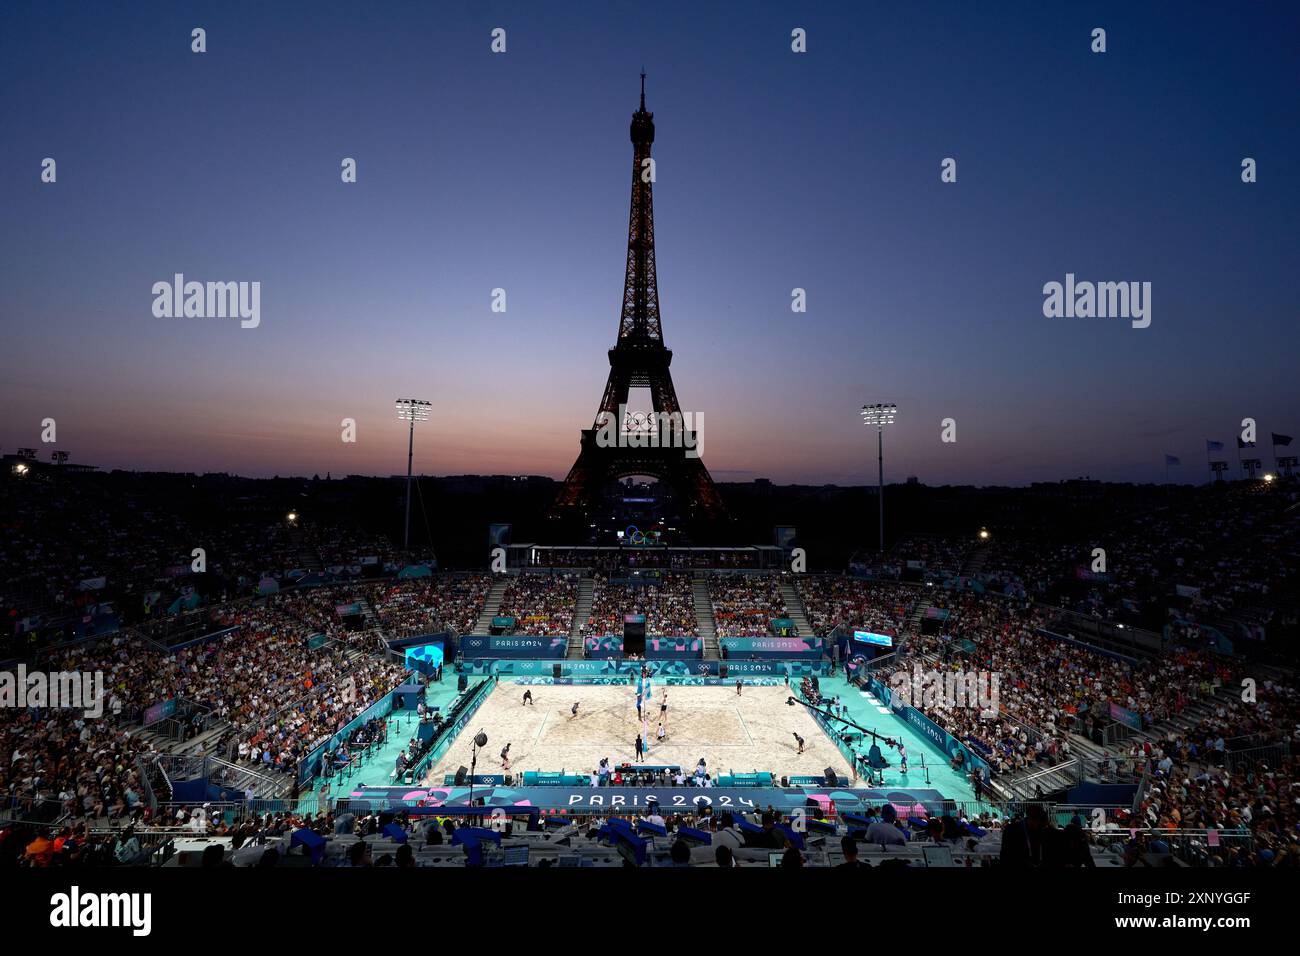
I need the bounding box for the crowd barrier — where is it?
[864,676,993,781]
[406,678,495,782]
[297,691,399,786]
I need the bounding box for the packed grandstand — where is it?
[2,468,1297,870]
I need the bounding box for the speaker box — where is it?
[824,767,838,786]
[780,776,789,788]
[504,774,514,786]
[457,674,469,692]
[719,664,728,680]
[454,766,469,786]
[553,663,563,678]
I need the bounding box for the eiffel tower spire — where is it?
[552,77,725,522]
[620,70,661,342]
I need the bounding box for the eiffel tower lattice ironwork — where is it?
[552,75,725,521]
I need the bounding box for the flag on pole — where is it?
[1164,454,1181,466]
[1206,440,1224,452]
[1272,433,1293,447]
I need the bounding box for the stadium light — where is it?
[396,398,433,554]
[1263,473,1275,483]
[861,403,897,553]
[978,528,990,541]
[286,511,298,523]
[14,463,28,475]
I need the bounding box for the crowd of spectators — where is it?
[0,474,326,647]
[498,572,580,635]
[584,572,697,637]
[895,592,1254,780]
[708,573,787,638]
[367,575,490,638]
[1126,681,1300,866]
[797,577,917,637]
[302,522,400,572]
[1,601,409,829]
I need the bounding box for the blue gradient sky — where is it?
[2,1,1296,485]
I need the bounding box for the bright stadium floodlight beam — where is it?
[861,403,897,553]
[395,399,433,554]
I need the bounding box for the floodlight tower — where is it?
[861,403,897,553]
[395,399,432,553]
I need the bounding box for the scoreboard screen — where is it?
[853,630,894,649]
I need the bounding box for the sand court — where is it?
[421,682,853,784]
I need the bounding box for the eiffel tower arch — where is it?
[551,76,726,522]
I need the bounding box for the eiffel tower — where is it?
[551,75,725,522]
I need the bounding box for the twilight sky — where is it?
[2,0,1297,486]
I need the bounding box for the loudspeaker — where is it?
[504,774,514,786]
[824,767,838,786]
[457,674,469,692]
[719,664,728,680]
[553,663,563,678]
[454,766,469,786]
[780,776,789,788]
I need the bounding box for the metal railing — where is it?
[1225,740,1291,773]
[1088,827,1255,863]
[0,795,69,826]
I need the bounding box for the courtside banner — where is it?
[455,659,822,679]
[342,783,948,815]
[646,636,703,658]
[458,635,566,658]
[584,635,624,656]
[720,636,823,659]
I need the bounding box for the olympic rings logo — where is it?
[625,525,647,545]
